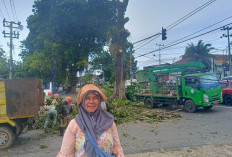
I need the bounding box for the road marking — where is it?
[214,105,232,109]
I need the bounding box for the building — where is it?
[210,54,229,79]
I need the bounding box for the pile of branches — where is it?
[33,96,182,135]
[107,99,182,125]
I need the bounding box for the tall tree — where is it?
[183,40,213,71]
[109,0,130,99]
[21,0,117,92]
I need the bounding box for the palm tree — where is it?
[183,40,214,71]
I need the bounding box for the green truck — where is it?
[135,62,222,112]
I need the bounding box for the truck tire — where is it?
[144,98,154,109]
[184,100,196,113]
[0,126,15,149]
[224,95,232,106]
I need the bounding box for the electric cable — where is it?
[135,17,232,58]
[9,0,16,21]
[166,0,216,31]
[135,22,232,58]
[0,7,5,19]
[11,0,18,21]
[133,0,216,51]
[167,15,232,47]
[3,0,11,20]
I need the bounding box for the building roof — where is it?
[172,57,189,65]
[213,54,228,61]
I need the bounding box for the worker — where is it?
[44,104,57,129]
[58,99,73,136]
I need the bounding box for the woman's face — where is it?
[84,92,99,113]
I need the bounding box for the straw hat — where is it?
[76,84,107,106]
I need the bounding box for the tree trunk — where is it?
[113,49,126,99]
[70,67,77,93]
[110,0,129,99]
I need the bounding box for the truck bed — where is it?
[4,78,43,119]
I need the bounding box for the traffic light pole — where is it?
[156,44,164,65]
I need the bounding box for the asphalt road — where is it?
[0,104,231,156]
[119,104,232,154]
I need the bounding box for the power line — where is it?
[9,0,16,21]
[166,0,216,31]
[11,0,18,21]
[3,0,11,20]
[135,16,232,58]
[167,15,232,47]
[135,23,232,59]
[133,0,216,51]
[0,8,4,19]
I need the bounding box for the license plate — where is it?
[213,101,219,104]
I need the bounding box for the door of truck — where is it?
[182,76,202,105]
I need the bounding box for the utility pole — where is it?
[130,46,132,85]
[221,26,232,75]
[156,44,164,65]
[3,18,22,79]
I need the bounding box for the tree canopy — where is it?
[21,0,118,91]
[183,40,213,71]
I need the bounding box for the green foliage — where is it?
[90,50,114,83]
[81,73,94,84]
[101,82,114,100]
[0,48,8,79]
[22,52,51,80]
[106,99,182,125]
[183,40,213,71]
[21,0,118,87]
[125,83,141,101]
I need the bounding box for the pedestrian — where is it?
[57,83,124,157]
[44,104,57,129]
[58,99,73,136]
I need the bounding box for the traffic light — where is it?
[162,27,167,40]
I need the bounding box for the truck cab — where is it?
[182,73,222,112]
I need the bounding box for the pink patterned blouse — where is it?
[57,119,124,157]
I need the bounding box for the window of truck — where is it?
[185,76,200,90]
[200,74,220,89]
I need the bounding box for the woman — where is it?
[57,83,124,157]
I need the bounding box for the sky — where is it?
[0,0,232,70]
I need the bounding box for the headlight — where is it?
[203,94,209,103]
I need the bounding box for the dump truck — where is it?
[135,62,222,112]
[0,78,43,149]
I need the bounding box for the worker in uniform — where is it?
[58,99,73,136]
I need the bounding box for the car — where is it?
[221,76,232,81]
[220,80,232,106]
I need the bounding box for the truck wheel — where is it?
[144,98,154,109]
[0,126,15,149]
[184,100,196,113]
[203,106,213,110]
[224,95,232,106]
